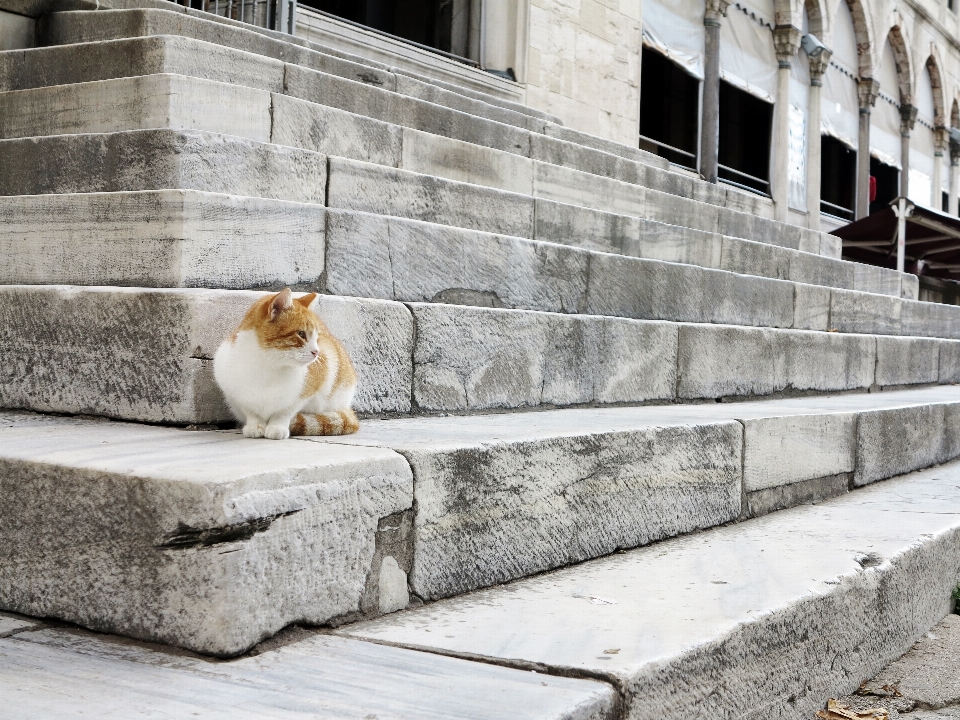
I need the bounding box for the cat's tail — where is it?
[290,409,360,436]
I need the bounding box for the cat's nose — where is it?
[310,349,319,358]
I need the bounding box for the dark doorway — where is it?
[304,0,467,56]
[718,81,772,195]
[820,135,856,220]
[638,47,700,170]
[869,157,899,215]
[944,190,952,214]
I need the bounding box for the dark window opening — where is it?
[820,135,856,220]
[869,157,899,215]
[303,0,470,57]
[638,47,700,170]
[945,190,952,214]
[718,81,772,195]
[950,0,956,13]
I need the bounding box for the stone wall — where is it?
[525,0,642,145]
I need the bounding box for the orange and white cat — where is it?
[213,288,359,440]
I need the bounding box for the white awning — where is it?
[821,61,859,149]
[909,122,936,207]
[642,0,706,79]
[719,2,777,102]
[871,94,902,170]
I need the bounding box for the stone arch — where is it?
[804,0,827,38]
[843,0,874,79]
[885,25,913,106]
[926,50,947,129]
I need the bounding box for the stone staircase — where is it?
[4,2,960,717]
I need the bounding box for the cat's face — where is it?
[251,289,323,366]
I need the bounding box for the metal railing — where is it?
[638,134,698,171]
[172,0,296,33]
[820,198,854,221]
[717,163,770,197]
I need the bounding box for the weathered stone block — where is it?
[820,231,842,258]
[854,403,960,485]
[401,128,534,195]
[677,325,875,399]
[394,418,742,598]
[324,210,588,313]
[645,187,720,233]
[0,416,412,656]
[0,73,272,141]
[0,34,285,93]
[940,340,960,382]
[625,221,722,269]
[875,336,941,387]
[901,274,920,300]
[829,289,902,335]
[585,253,794,328]
[327,157,535,237]
[719,236,790,280]
[271,93,402,167]
[283,63,531,156]
[746,473,849,517]
[788,250,855,290]
[534,198,639,254]
[742,413,856,492]
[793,283,831,331]
[0,286,413,422]
[533,161,645,217]
[853,262,902,297]
[409,304,676,410]
[0,190,325,289]
[0,130,327,202]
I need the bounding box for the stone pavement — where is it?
[824,614,960,719]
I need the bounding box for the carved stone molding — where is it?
[704,0,730,25]
[808,49,832,86]
[773,25,802,64]
[900,104,918,135]
[857,78,880,111]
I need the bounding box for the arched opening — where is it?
[868,32,907,215]
[909,59,939,208]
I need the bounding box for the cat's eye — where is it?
[297,330,307,340]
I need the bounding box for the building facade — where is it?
[288,0,960,233]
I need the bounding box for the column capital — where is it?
[808,48,832,85]
[704,0,730,25]
[900,103,918,136]
[935,126,949,153]
[773,25,802,65]
[856,78,879,112]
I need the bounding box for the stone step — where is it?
[0,130,913,300]
[0,55,834,261]
[33,7,559,126]
[0,184,924,333]
[0,410,415,656]
[340,459,960,719]
[0,627,616,718]
[24,17,551,133]
[5,386,960,656]
[1,284,957,425]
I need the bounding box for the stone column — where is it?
[772,26,801,221]
[806,50,831,231]
[950,133,960,216]
[700,0,730,184]
[933,127,947,210]
[899,103,917,200]
[856,78,879,219]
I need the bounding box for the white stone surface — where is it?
[0,612,40,637]
[742,413,857,491]
[0,73,271,141]
[305,385,960,597]
[0,630,615,719]
[0,415,413,655]
[0,190,325,288]
[401,127,534,194]
[0,286,412,422]
[343,467,960,719]
[378,556,410,615]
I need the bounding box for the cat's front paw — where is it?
[264,424,291,440]
[243,422,266,438]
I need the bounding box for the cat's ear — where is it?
[296,293,319,312]
[269,288,293,320]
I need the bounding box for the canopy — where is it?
[832,198,960,278]
[642,0,706,78]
